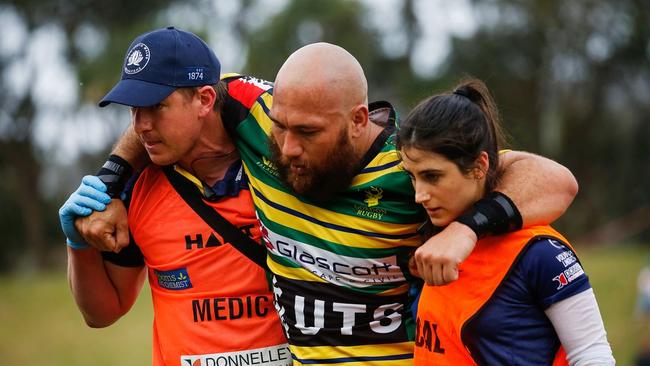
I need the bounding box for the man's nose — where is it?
[132,107,153,133]
[281,131,304,159]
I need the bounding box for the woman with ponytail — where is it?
[398,79,614,365]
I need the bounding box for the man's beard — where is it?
[269,130,359,201]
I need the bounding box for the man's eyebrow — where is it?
[419,168,443,175]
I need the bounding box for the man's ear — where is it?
[196,85,217,117]
[349,104,369,138]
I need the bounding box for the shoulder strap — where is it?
[162,166,268,270]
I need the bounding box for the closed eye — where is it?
[295,127,319,137]
[422,172,441,183]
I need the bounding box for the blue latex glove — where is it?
[59,175,111,249]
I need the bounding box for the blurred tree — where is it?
[0,0,181,271]
[241,0,435,113]
[437,0,650,241]
[1,0,647,273]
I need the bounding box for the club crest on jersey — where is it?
[124,43,150,75]
[552,263,585,290]
[364,187,383,207]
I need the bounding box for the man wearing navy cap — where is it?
[64,27,290,366]
[62,27,579,365]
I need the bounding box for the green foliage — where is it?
[431,0,650,240]
[242,0,432,111]
[0,0,187,271]
[244,0,380,80]
[0,0,647,270]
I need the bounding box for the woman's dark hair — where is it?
[397,78,506,192]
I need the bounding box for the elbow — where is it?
[85,319,115,328]
[559,167,579,212]
[81,311,122,328]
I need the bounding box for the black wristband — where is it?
[96,154,133,198]
[455,191,523,238]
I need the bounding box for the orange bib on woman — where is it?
[413,226,570,366]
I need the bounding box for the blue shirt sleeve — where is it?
[520,237,591,309]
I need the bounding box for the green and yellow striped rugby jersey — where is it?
[222,74,427,365]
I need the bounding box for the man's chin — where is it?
[286,175,313,196]
[148,154,172,166]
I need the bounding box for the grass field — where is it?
[0,244,647,365]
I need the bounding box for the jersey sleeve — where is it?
[520,237,591,309]
[221,74,274,138]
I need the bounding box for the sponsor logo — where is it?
[548,239,565,250]
[555,250,577,267]
[272,276,405,340]
[260,225,274,250]
[154,268,192,290]
[262,223,405,287]
[552,263,585,290]
[415,316,446,354]
[185,225,255,250]
[256,156,280,177]
[185,232,224,249]
[363,187,383,207]
[124,43,150,75]
[181,344,291,366]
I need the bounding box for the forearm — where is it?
[96,126,148,198]
[496,151,578,227]
[66,247,143,327]
[546,289,615,365]
[111,125,149,170]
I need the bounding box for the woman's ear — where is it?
[474,151,489,179]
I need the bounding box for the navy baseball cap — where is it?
[99,26,221,107]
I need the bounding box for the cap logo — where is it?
[124,43,150,75]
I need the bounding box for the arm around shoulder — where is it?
[111,124,150,171]
[497,151,578,227]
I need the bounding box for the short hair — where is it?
[176,80,229,112]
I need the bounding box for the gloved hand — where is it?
[59,175,111,249]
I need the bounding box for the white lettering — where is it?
[262,226,405,288]
[370,303,403,334]
[295,295,324,335]
[332,303,366,335]
[564,263,585,282]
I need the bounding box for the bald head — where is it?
[269,43,383,197]
[275,42,368,109]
